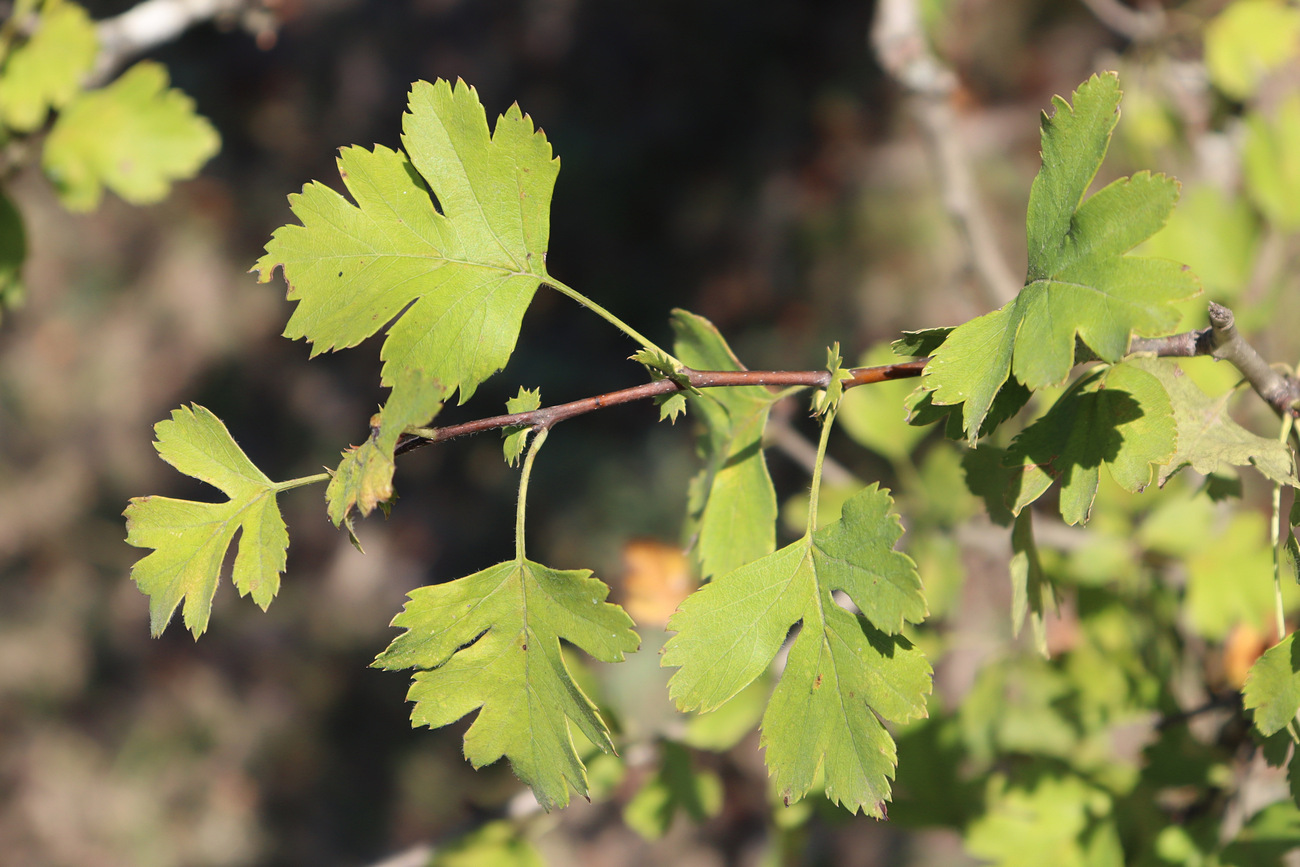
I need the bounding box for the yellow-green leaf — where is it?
[43,61,219,211]
[124,406,288,638]
[0,0,97,132]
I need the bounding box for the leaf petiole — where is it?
[273,472,331,493]
[806,400,838,537]
[515,426,550,561]
[545,276,677,363]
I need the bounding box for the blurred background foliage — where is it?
[5,0,1300,864]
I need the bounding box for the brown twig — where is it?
[396,302,1299,456]
[394,360,929,456]
[1130,302,1300,417]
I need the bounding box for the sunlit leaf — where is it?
[920,73,1198,438]
[662,485,930,815]
[254,78,557,409]
[125,405,289,637]
[375,556,638,810]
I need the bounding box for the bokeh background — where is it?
[3,0,1295,864]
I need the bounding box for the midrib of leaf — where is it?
[416,96,525,272]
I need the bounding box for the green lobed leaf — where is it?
[326,368,443,527]
[374,556,639,810]
[671,309,778,579]
[662,485,931,815]
[1005,362,1176,525]
[42,61,219,211]
[920,72,1199,438]
[501,386,541,466]
[1244,633,1300,737]
[253,78,558,410]
[124,405,288,637]
[1122,357,1300,487]
[0,0,97,132]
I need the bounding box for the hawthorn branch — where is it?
[396,303,1300,457]
[394,360,929,456]
[1129,301,1300,418]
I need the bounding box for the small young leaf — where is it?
[662,485,931,815]
[1006,362,1176,525]
[1122,357,1300,487]
[326,368,443,526]
[0,0,97,132]
[672,309,778,579]
[812,343,849,417]
[42,62,219,211]
[124,406,289,638]
[652,391,686,423]
[502,386,541,466]
[920,72,1199,437]
[254,78,558,409]
[1244,633,1300,737]
[375,557,639,810]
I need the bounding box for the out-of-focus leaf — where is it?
[431,821,544,867]
[1219,801,1300,866]
[1244,95,1300,230]
[0,188,26,313]
[1186,512,1300,641]
[623,740,722,839]
[43,62,219,211]
[838,343,929,462]
[964,774,1123,867]
[1139,185,1259,302]
[0,0,97,131]
[1205,0,1300,101]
